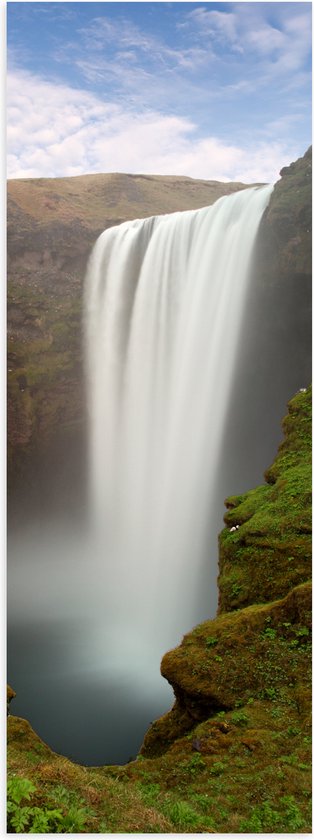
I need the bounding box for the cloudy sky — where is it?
[7,1,312,183]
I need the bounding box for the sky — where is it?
[7,1,312,183]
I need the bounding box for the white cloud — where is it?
[188,8,240,49]
[186,3,311,82]
[7,67,301,184]
[53,11,211,95]
[247,23,285,55]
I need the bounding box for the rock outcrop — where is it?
[255,146,312,393]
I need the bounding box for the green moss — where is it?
[7,278,84,480]
[140,581,311,755]
[218,387,311,611]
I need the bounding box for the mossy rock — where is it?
[141,581,311,757]
[7,684,16,715]
[119,691,311,833]
[218,387,311,612]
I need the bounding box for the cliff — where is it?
[7,387,312,833]
[255,146,312,394]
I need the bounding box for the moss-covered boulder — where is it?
[141,581,311,756]
[7,684,16,715]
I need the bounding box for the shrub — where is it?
[7,775,94,834]
[7,777,62,833]
[165,799,202,829]
[231,710,249,727]
[210,761,225,775]
[206,635,218,648]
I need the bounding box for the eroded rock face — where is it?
[263,146,312,278]
[7,685,16,715]
[141,582,311,756]
[257,146,312,387]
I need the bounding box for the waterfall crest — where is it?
[84,185,272,682]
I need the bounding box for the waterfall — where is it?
[84,185,273,699]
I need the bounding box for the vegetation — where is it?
[218,386,311,610]
[7,280,84,478]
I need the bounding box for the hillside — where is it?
[8,172,252,229]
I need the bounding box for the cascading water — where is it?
[84,185,273,704]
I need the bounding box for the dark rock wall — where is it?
[218,147,312,503]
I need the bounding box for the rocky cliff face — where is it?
[256,146,311,390]
[7,387,312,833]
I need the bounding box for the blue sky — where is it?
[7,2,312,182]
